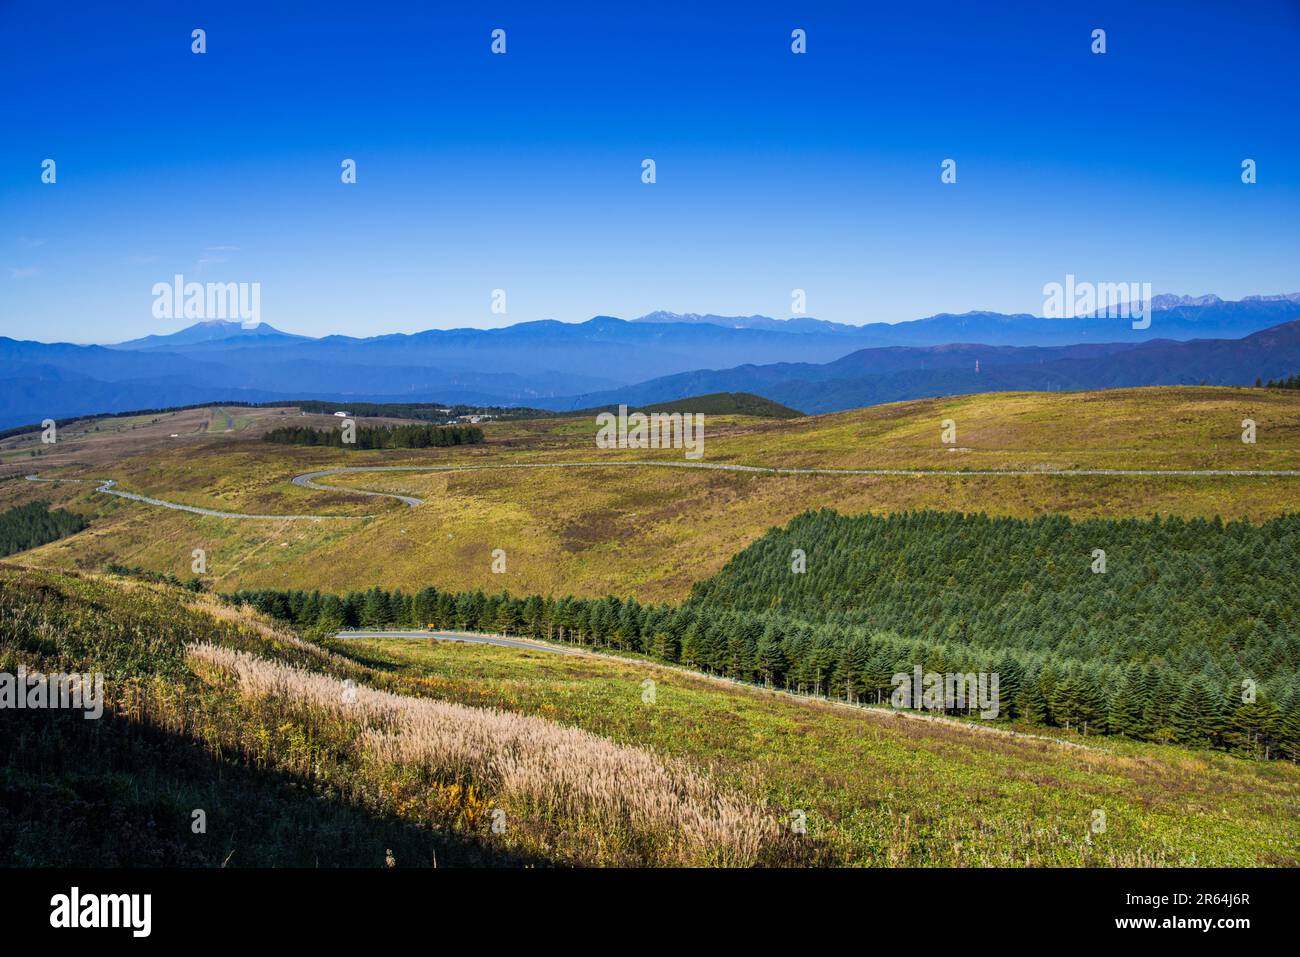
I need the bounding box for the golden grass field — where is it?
[4,386,1300,602]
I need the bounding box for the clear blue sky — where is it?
[2,0,1298,343]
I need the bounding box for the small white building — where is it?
[333,411,350,417]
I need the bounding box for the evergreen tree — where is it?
[756,623,787,689]
[1172,676,1212,746]
[1107,665,1147,739]
[837,636,870,703]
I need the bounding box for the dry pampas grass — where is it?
[187,642,783,865]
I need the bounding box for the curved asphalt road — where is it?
[27,457,1300,519]
[293,468,423,506]
[25,474,368,520]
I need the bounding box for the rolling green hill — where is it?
[4,562,1297,867]
[9,387,1300,605]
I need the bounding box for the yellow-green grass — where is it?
[704,387,1300,472]
[0,565,784,866]
[334,634,1300,866]
[7,388,1300,601]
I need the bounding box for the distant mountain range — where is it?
[1,297,1297,427]
[633,296,1300,344]
[540,319,1300,414]
[633,312,870,336]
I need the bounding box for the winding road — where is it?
[293,468,424,506]
[26,458,1300,520]
[26,474,367,520]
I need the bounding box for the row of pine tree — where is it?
[260,423,484,449]
[225,508,1300,760]
[226,592,1299,762]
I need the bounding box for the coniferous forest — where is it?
[224,508,1300,760]
[261,423,484,449]
[0,501,89,558]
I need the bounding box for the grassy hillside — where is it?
[224,500,1300,761]
[327,633,1300,866]
[2,562,1296,867]
[5,387,1300,602]
[0,564,788,866]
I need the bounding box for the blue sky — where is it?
[2,0,1298,342]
